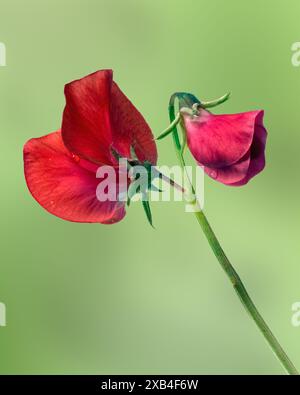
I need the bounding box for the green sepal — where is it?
[130,145,138,161]
[175,92,200,110]
[150,184,163,193]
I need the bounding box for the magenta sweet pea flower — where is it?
[182,108,267,186]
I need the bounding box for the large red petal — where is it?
[110,82,157,164]
[62,70,114,165]
[24,131,125,224]
[185,109,264,168]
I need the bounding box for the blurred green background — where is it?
[0,0,299,374]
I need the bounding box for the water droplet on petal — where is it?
[71,153,80,163]
[209,169,218,179]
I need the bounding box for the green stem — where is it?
[194,210,299,375]
[168,94,299,375]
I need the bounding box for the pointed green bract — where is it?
[130,145,138,161]
[142,199,153,228]
[111,147,122,161]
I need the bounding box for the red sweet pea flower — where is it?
[23,70,157,223]
[183,108,267,186]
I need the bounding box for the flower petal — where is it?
[110,82,157,164]
[62,70,114,165]
[230,123,267,186]
[24,131,125,224]
[185,109,264,168]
